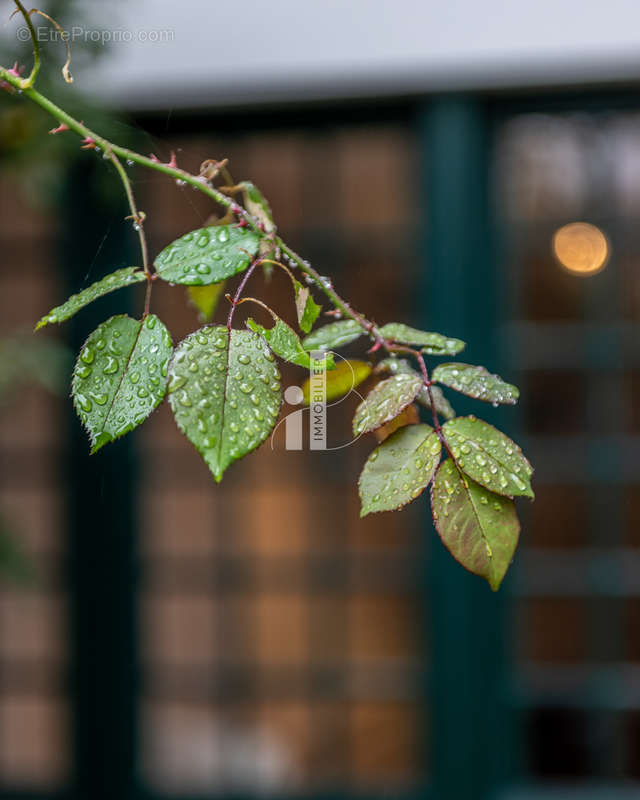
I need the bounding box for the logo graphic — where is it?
[272,351,366,451]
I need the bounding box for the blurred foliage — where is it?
[0,335,70,403]
[0,335,70,581]
[0,0,152,210]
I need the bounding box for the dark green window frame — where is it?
[8,86,637,800]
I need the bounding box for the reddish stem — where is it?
[227,258,262,331]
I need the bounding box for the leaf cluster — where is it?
[36,185,532,590]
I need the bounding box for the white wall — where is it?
[5,0,640,108]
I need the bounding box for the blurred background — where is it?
[1,1,640,798]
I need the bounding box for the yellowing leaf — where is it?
[187,281,226,322]
[302,359,371,404]
[374,403,420,442]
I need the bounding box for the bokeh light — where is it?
[552,221,610,276]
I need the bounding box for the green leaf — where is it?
[72,314,173,454]
[294,281,322,334]
[359,424,441,515]
[352,373,423,436]
[378,323,465,355]
[302,319,364,351]
[374,358,455,419]
[35,267,146,330]
[374,357,415,377]
[240,181,275,233]
[168,326,282,482]
[432,363,519,405]
[247,317,334,370]
[430,459,519,591]
[187,282,226,322]
[302,359,371,404]
[0,337,71,401]
[154,225,261,286]
[421,385,455,420]
[443,416,533,498]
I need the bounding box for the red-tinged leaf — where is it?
[430,459,519,590]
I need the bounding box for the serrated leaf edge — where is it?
[358,425,441,517]
[430,460,520,591]
[71,314,171,454]
[442,416,534,499]
[352,374,423,436]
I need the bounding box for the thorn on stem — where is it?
[199,158,228,182]
[80,136,96,149]
[48,123,69,135]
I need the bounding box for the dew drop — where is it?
[103,356,119,374]
[81,347,95,364]
[168,375,186,392]
[77,394,92,412]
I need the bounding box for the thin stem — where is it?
[105,149,153,315]
[1,56,454,452]
[106,150,151,273]
[234,296,276,317]
[10,1,40,88]
[227,258,261,331]
[0,79,382,339]
[0,69,416,363]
